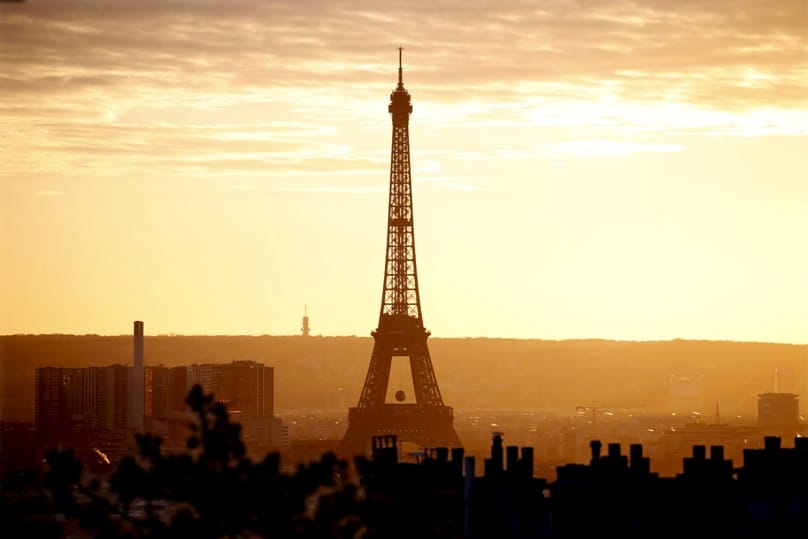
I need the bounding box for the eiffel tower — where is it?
[339,49,462,458]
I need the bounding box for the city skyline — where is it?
[1,0,807,343]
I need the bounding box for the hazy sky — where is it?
[1,0,807,343]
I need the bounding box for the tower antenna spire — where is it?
[398,47,403,86]
[301,304,310,337]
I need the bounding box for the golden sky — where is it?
[1,0,807,343]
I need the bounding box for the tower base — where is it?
[339,404,462,459]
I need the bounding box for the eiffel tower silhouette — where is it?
[339,50,462,458]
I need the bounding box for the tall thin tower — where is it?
[339,50,462,457]
[301,305,310,337]
[129,320,145,430]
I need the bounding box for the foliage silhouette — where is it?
[39,384,364,538]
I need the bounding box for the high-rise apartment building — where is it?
[33,323,282,458]
[34,365,129,435]
[758,392,800,434]
[98,365,129,430]
[183,361,274,419]
[35,367,64,434]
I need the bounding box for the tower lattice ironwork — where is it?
[339,50,462,457]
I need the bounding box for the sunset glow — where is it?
[1,0,807,342]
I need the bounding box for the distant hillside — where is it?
[1,335,806,421]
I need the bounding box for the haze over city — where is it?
[2,0,807,343]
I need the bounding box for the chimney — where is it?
[134,321,144,369]
[464,456,475,538]
[629,444,643,468]
[521,447,534,478]
[372,434,398,465]
[590,440,602,463]
[488,432,504,475]
[451,447,465,476]
[129,320,145,430]
[506,445,519,473]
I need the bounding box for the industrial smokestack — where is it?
[134,321,144,369]
[129,320,145,430]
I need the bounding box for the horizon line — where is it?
[1,332,806,347]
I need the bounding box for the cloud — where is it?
[548,140,685,158]
[227,182,385,194]
[1,0,805,183]
[267,184,385,194]
[3,0,805,104]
